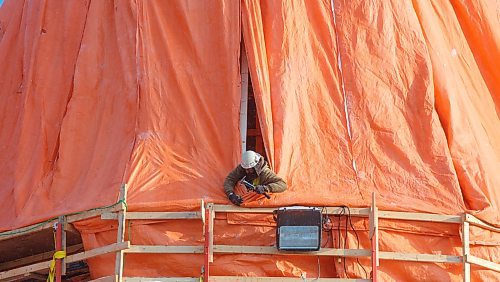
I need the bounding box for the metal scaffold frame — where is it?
[1,186,499,282]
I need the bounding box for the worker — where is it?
[224,150,287,206]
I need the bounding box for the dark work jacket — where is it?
[223,157,287,196]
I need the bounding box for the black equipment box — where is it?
[275,207,322,251]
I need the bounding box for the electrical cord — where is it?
[321,207,332,247]
[320,206,368,280]
[327,206,368,280]
[346,206,368,279]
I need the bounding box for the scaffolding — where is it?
[1,185,499,282]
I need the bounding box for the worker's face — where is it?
[245,167,255,175]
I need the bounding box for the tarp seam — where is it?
[330,0,364,200]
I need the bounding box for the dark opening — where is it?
[246,76,267,159]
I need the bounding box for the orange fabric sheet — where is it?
[412,0,500,223]
[0,0,133,230]
[331,0,466,215]
[242,0,362,207]
[124,0,241,210]
[0,0,498,280]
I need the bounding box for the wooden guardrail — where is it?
[2,187,499,282]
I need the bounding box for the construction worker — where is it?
[224,150,287,206]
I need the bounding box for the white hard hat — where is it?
[241,150,261,169]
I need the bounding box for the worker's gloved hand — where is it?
[228,192,243,206]
[255,185,268,194]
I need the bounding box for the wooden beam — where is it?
[323,207,370,216]
[0,222,57,242]
[89,275,118,282]
[464,214,500,233]
[208,204,215,263]
[1,203,464,243]
[379,252,461,263]
[0,242,129,280]
[101,212,202,220]
[65,241,130,263]
[125,278,199,282]
[0,259,51,281]
[213,245,371,257]
[370,192,379,282]
[119,245,462,264]
[212,205,370,216]
[462,218,470,282]
[0,204,122,241]
[212,204,461,224]
[466,255,500,272]
[204,204,212,281]
[115,184,128,282]
[66,204,125,224]
[0,244,83,271]
[125,245,203,254]
[213,205,278,213]
[211,277,371,282]
[378,211,461,223]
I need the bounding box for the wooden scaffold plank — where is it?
[0,205,122,242]
[101,212,202,220]
[213,245,371,257]
[370,192,379,281]
[115,184,128,282]
[210,277,371,282]
[466,255,500,272]
[464,214,500,233]
[379,252,461,263]
[0,242,130,280]
[0,244,83,271]
[125,245,203,254]
[462,215,470,282]
[125,278,199,282]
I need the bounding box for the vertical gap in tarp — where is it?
[239,40,249,155]
[238,0,248,155]
[329,0,357,174]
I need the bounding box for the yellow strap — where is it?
[46,251,66,282]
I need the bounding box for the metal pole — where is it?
[55,221,62,282]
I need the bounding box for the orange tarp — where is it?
[0,0,498,280]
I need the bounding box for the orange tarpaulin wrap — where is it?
[412,0,500,224]
[331,0,466,214]
[0,0,499,280]
[241,0,362,207]
[124,0,241,210]
[0,0,134,230]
